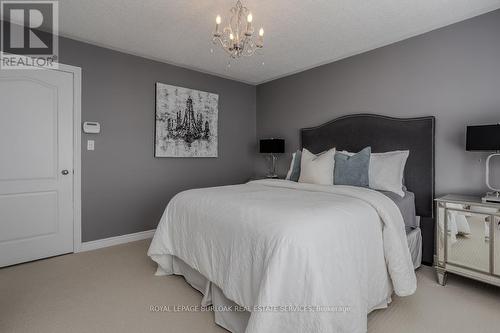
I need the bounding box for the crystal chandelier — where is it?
[212,0,264,59]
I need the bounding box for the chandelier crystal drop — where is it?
[212,0,264,59]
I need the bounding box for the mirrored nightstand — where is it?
[435,195,500,287]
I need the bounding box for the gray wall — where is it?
[6,9,500,242]
[58,38,256,242]
[256,9,500,196]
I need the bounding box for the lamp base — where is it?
[482,192,500,203]
[265,154,278,179]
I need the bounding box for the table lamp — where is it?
[466,124,500,202]
[259,138,285,178]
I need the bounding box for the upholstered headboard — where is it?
[301,114,435,264]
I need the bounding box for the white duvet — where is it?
[148,180,416,333]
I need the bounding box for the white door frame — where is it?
[47,63,82,252]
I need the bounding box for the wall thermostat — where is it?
[83,122,101,134]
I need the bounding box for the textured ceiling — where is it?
[59,0,500,84]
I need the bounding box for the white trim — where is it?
[79,229,156,252]
[46,63,83,253]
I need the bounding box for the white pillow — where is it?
[298,148,336,185]
[369,151,409,197]
[340,150,409,196]
[285,152,296,180]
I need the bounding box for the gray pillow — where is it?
[289,150,302,182]
[334,147,371,187]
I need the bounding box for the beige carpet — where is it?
[1,240,500,333]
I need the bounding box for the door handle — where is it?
[61,170,69,175]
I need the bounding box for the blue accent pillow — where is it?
[334,147,371,187]
[289,150,302,182]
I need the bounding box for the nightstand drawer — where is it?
[446,212,489,273]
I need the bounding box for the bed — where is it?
[148,114,435,333]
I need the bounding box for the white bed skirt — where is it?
[171,257,250,332]
[161,227,422,333]
[407,227,422,270]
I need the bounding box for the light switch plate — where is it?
[87,140,95,151]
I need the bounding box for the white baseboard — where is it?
[78,229,156,252]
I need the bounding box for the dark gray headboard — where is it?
[301,114,435,264]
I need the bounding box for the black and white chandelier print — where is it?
[155,83,218,157]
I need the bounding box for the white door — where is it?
[0,68,74,267]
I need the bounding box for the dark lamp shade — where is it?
[260,138,285,154]
[466,124,500,151]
